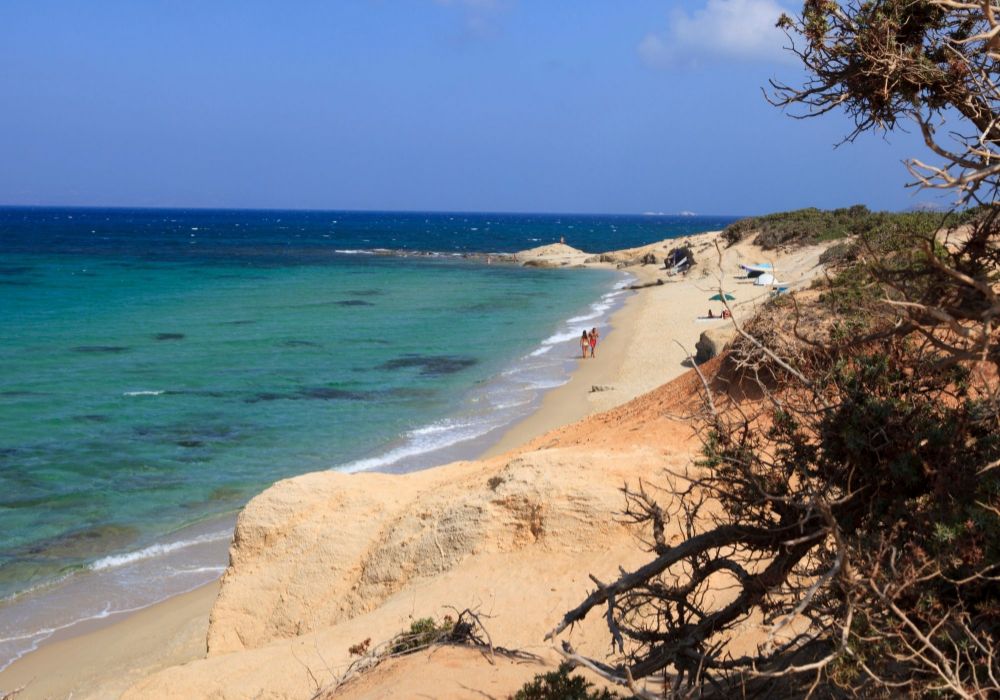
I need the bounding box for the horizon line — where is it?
[0,202,749,219]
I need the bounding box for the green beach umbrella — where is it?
[709,293,735,302]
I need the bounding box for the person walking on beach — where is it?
[589,328,599,358]
[580,330,590,359]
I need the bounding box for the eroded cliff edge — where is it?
[124,363,715,699]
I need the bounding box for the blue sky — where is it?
[0,0,951,215]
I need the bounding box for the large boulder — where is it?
[695,327,736,364]
[202,447,653,656]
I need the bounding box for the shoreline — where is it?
[0,261,626,682]
[0,584,219,700]
[333,263,630,475]
[0,233,732,699]
[482,263,660,456]
[0,264,643,698]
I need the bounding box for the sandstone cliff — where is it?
[124,371,705,699]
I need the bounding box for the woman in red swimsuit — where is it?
[589,327,598,358]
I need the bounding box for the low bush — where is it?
[510,664,621,700]
[721,205,980,250]
[388,616,454,654]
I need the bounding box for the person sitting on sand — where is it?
[707,309,714,318]
[722,309,731,319]
[580,330,590,359]
[589,327,599,358]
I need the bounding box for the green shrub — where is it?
[510,664,621,700]
[817,240,858,266]
[721,205,980,250]
[389,616,454,654]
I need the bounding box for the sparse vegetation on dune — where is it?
[312,611,542,698]
[511,664,622,700]
[721,205,983,250]
[547,206,999,699]
[547,0,1000,695]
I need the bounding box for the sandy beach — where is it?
[486,231,828,454]
[0,230,832,699]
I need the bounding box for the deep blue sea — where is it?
[0,207,736,669]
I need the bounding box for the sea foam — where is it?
[337,272,631,475]
[89,530,232,571]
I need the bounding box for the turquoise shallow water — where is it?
[0,250,626,668]
[0,252,617,594]
[0,207,734,669]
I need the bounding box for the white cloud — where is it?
[639,0,792,69]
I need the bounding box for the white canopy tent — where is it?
[739,263,773,280]
[740,263,773,273]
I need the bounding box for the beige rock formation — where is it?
[206,447,652,656]
[695,326,737,365]
[513,242,590,268]
[123,361,712,699]
[584,239,696,267]
[126,444,689,698]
